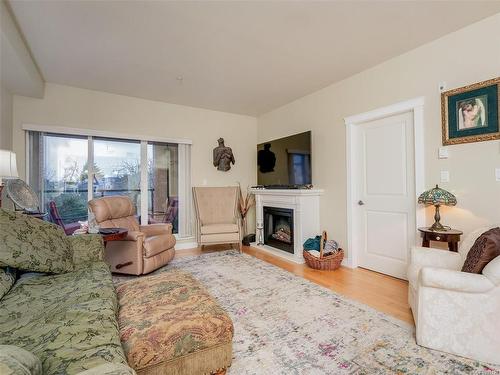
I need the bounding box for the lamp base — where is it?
[429,221,447,232]
[428,204,450,231]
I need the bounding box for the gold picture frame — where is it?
[441,77,500,145]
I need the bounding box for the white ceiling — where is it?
[8,1,500,116]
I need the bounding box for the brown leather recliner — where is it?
[88,196,176,275]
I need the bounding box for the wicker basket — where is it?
[303,231,344,270]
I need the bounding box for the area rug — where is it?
[114,251,499,374]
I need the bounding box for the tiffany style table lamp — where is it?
[418,184,457,231]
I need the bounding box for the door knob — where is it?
[358,200,365,206]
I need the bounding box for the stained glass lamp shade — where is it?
[418,184,457,231]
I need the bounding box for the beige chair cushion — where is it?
[143,235,176,258]
[99,217,140,232]
[89,197,140,231]
[201,233,240,244]
[200,223,239,235]
[193,187,238,225]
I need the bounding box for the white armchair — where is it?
[408,226,500,365]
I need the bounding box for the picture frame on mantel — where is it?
[441,77,499,145]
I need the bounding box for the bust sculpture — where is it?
[213,138,235,172]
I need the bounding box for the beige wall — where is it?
[12,83,258,230]
[1,0,43,151]
[0,1,44,99]
[0,85,13,149]
[258,14,500,254]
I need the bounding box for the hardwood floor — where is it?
[177,244,414,325]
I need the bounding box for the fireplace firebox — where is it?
[263,206,294,254]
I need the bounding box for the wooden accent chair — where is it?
[88,196,176,275]
[48,201,80,235]
[193,186,241,252]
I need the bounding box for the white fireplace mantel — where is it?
[250,188,323,264]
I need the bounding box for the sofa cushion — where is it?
[462,227,500,274]
[0,209,73,274]
[116,270,233,375]
[0,262,129,375]
[143,235,176,258]
[200,223,239,235]
[0,345,42,375]
[0,267,17,301]
[69,235,105,267]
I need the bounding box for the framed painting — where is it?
[441,77,499,145]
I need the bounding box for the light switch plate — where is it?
[202,179,208,186]
[496,168,500,182]
[438,147,449,159]
[440,170,450,183]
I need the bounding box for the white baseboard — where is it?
[175,241,198,250]
[341,257,356,269]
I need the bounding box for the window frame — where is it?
[24,124,192,237]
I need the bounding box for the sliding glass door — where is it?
[147,142,178,232]
[29,132,184,235]
[93,138,142,215]
[30,133,89,226]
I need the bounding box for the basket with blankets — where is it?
[303,231,344,270]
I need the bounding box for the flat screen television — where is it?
[257,131,312,187]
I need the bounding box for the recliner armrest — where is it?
[419,267,495,293]
[125,231,145,241]
[140,223,173,236]
[410,246,462,270]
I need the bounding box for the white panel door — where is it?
[353,111,415,279]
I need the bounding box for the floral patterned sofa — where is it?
[0,209,136,375]
[0,209,234,375]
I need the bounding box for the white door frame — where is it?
[344,97,425,269]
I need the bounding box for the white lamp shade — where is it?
[0,150,19,179]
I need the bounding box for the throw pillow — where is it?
[0,267,17,300]
[0,345,42,375]
[0,209,74,274]
[461,227,500,274]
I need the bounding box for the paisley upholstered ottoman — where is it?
[116,270,233,375]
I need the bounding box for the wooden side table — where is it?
[418,227,463,252]
[98,228,130,270]
[99,228,128,242]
